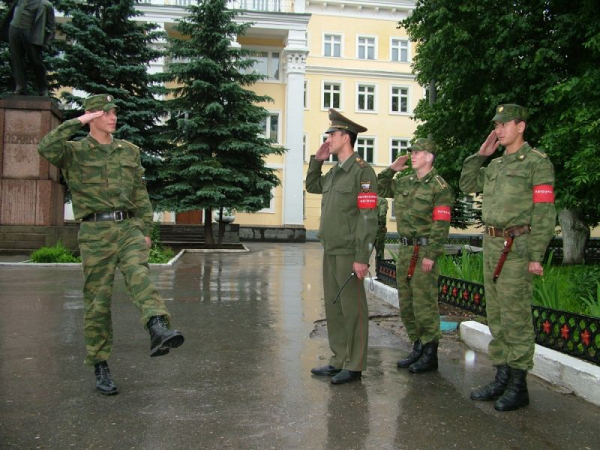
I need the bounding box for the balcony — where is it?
[141,0,295,13]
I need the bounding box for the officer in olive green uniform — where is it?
[306,109,378,385]
[38,94,184,396]
[378,138,454,373]
[375,196,388,260]
[460,104,556,411]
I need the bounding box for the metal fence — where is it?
[376,259,600,366]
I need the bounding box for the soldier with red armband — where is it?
[378,138,454,374]
[460,104,556,411]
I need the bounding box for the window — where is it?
[261,112,280,143]
[358,36,376,60]
[243,49,280,80]
[304,81,308,109]
[357,84,376,112]
[391,86,409,113]
[259,188,275,213]
[391,138,409,163]
[322,134,338,162]
[357,138,375,164]
[322,82,341,109]
[303,133,308,161]
[391,39,409,62]
[323,34,341,57]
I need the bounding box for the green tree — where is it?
[52,0,168,197]
[401,0,600,263]
[157,0,284,243]
[0,1,10,94]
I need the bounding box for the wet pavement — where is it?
[0,242,598,450]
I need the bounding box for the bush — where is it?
[30,241,80,263]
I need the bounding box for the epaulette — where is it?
[355,156,368,168]
[434,175,449,189]
[120,139,140,150]
[531,148,548,159]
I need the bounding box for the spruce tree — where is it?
[156,0,284,243]
[0,1,11,94]
[52,0,167,196]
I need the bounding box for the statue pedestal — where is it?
[0,96,64,226]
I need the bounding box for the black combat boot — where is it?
[311,364,342,376]
[494,368,529,411]
[397,340,423,368]
[94,361,118,395]
[148,316,185,357]
[470,364,510,401]
[408,341,438,373]
[331,369,362,385]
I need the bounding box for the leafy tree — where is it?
[157,0,284,243]
[401,0,600,263]
[52,0,168,197]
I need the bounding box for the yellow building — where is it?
[137,0,418,230]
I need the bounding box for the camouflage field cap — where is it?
[84,94,119,112]
[325,108,368,135]
[492,104,528,123]
[408,138,437,155]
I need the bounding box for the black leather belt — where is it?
[399,236,429,246]
[82,210,135,222]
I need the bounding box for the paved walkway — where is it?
[1,242,598,449]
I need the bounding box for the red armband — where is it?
[432,205,451,222]
[357,192,378,209]
[533,184,555,203]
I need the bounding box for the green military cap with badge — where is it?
[84,94,119,112]
[492,103,528,123]
[408,137,437,155]
[325,108,368,135]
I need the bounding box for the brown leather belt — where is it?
[82,210,135,222]
[399,236,429,246]
[485,225,531,238]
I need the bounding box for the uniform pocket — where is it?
[79,160,105,184]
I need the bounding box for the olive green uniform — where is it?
[460,142,556,370]
[378,167,454,345]
[306,153,378,372]
[38,119,170,366]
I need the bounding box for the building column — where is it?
[282,32,308,226]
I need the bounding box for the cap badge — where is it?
[107,95,113,102]
[498,106,504,112]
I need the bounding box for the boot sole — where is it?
[97,387,119,395]
[408,365,438,373]
[150,334,185,356]
[494,398,530,411]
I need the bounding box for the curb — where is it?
[368,279,600,407]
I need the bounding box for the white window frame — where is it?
[261,110,282,144]
[259,187,276,213]
[323,33,342,58]
[356,136,376,164]
[357,35,377,60]
[390,85,410,115]
[304,80,309,110]
[356,83,377,113]
[390,137,410,163]
[303,133,308,162]
[241,46,282,82]
[321,80,343,110]
[390,37,410,63]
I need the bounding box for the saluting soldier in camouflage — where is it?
[38,94,184,396]
[460,104,556,411]
[306,109,379,385]
[378,138,454,373]
[375,196,388,260]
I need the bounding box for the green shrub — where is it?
[30,241,80,263]
[149,245,175,264]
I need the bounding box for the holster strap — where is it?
[485,225,531,238]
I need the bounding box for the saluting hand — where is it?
[479,130,500,156]
[315,141,331,161]
[77,110,105,125]
[390,154,409,172]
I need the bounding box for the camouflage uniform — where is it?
[38,107,170,366]
[375,197,388,260]
[306,111,378,373]
[378,158,454,346]
[460,141,555,370]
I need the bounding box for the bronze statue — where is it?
[1,0,55,96]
